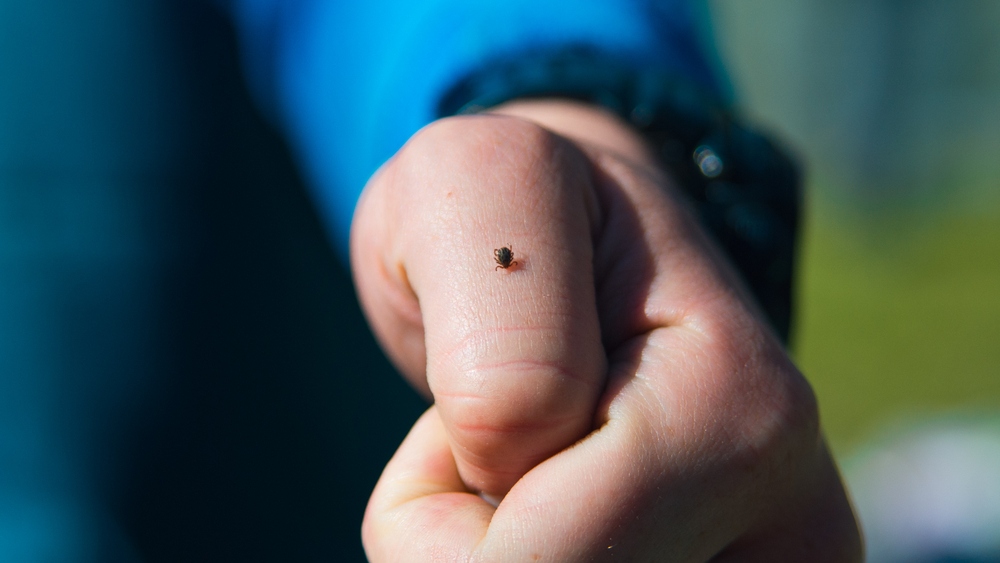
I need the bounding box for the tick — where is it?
[494,245,518,270]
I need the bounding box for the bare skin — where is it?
[352,99,862,562]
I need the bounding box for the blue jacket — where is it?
[226,0,725,250]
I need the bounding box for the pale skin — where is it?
[351,99,863,561]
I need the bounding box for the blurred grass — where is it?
[793,197,1000,456]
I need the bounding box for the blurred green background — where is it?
[708,0,1000,456]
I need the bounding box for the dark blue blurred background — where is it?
[0,1,425,560]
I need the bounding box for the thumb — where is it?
[351,115,606,499]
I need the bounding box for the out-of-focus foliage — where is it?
[709,0,1000,453]
[797,200,1000,454]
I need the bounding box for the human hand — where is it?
[352,100,861,561]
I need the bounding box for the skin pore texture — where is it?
[351,99,862,562]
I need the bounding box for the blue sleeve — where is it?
[225,0,727,255]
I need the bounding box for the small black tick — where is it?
[494,245,517,271]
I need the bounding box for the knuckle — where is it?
[436,355,595,464]
[687,301,821,466]
[450,363,587,420]
[395,113,568,195]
